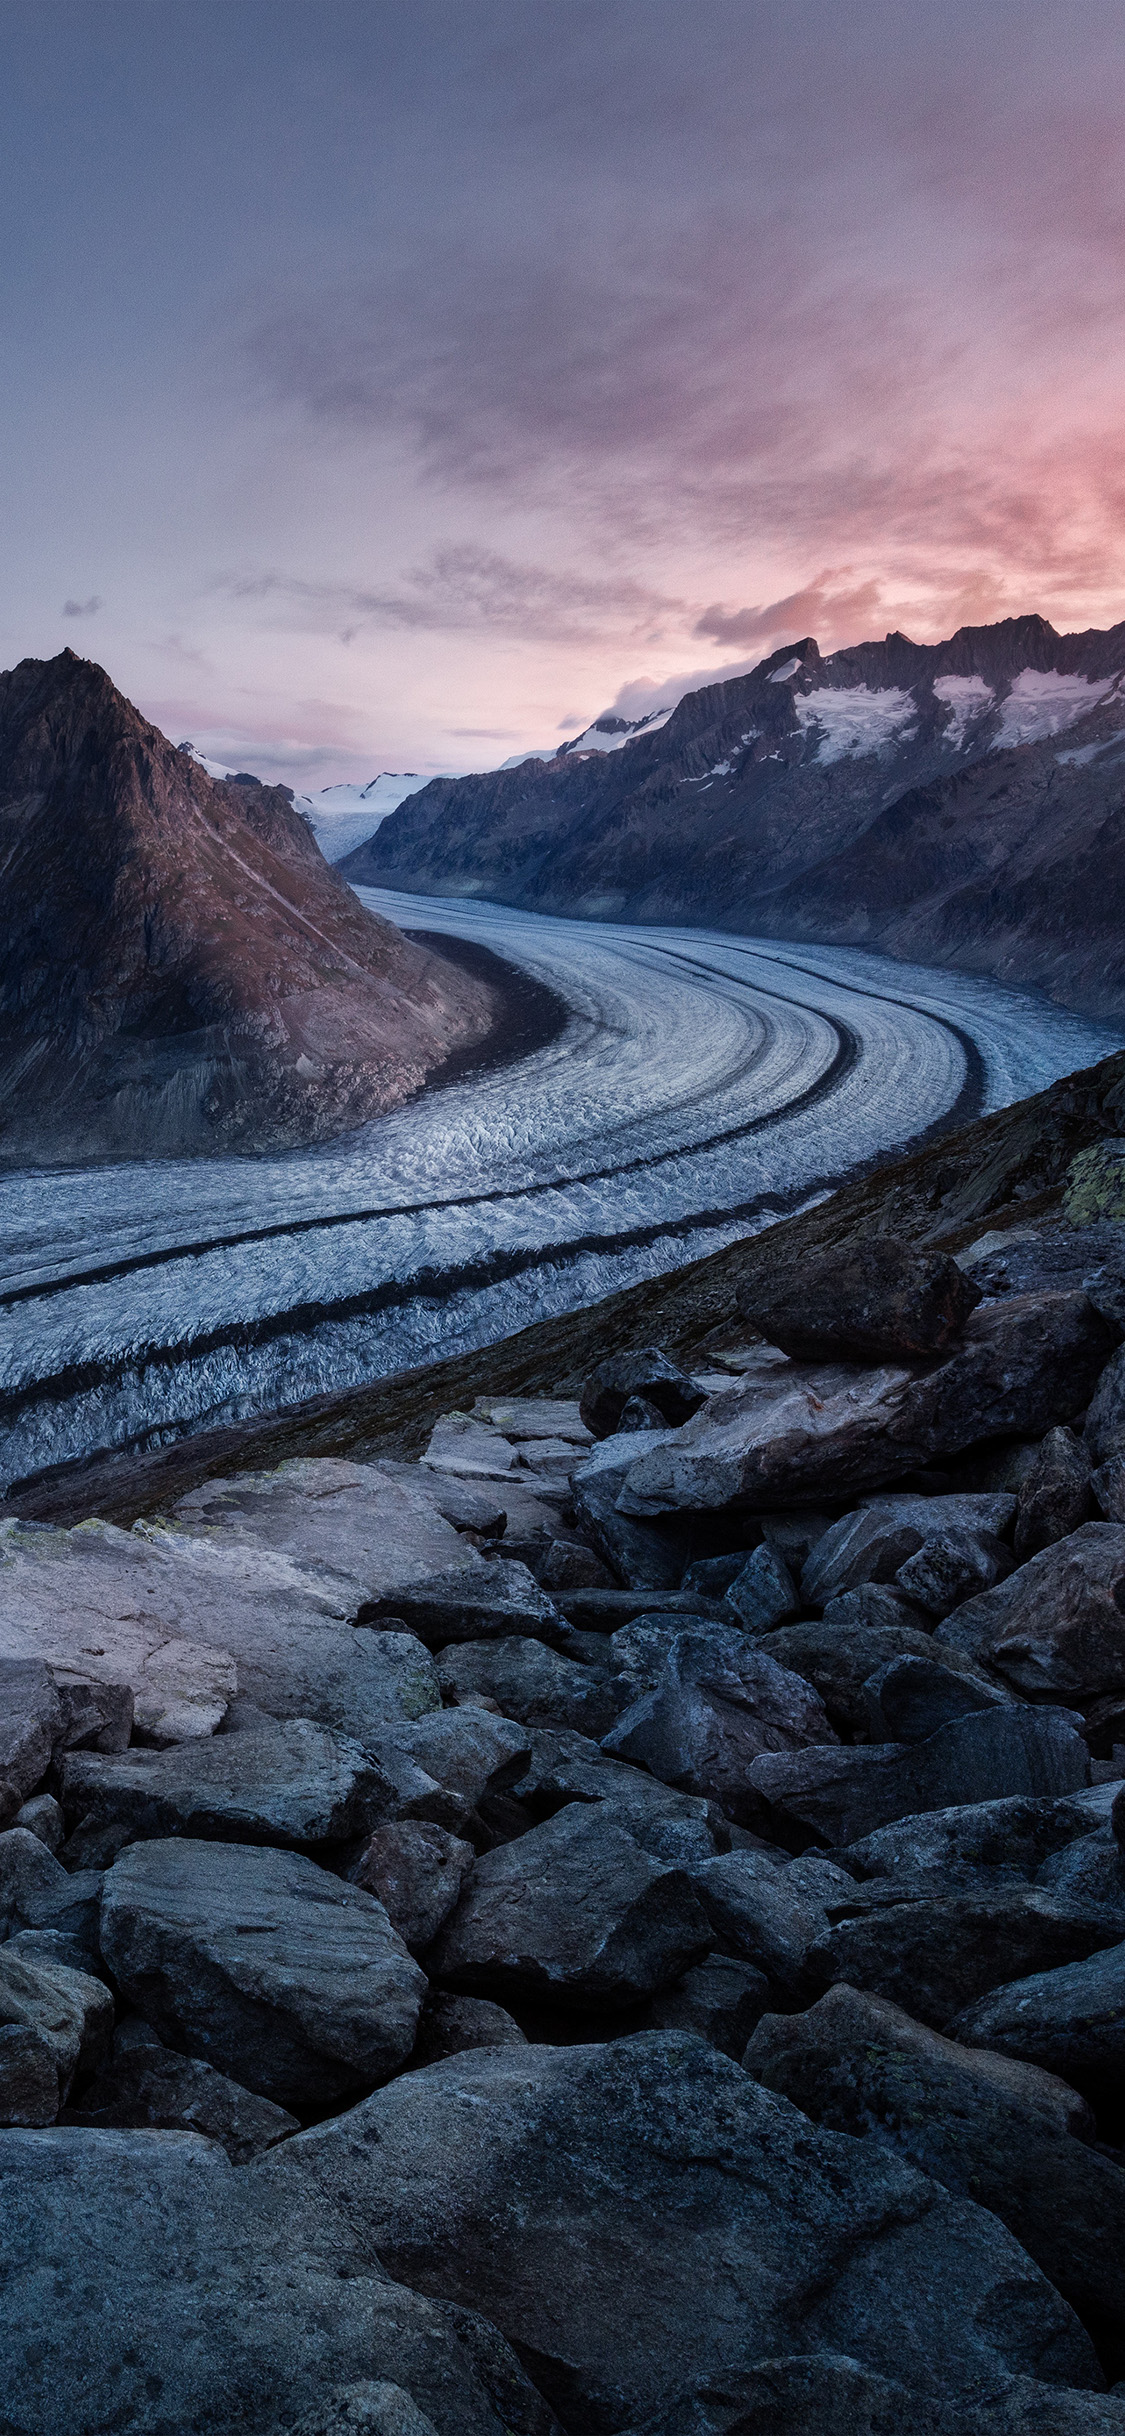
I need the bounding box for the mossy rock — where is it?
[1063,1139,1125,1222]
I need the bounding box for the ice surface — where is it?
[564,708,674,754]
[932,674,995,749]
[0,896,1118,1492]
[795,685,918,763]
[993,668,1120,749]
[296,775,427,865]
[768,658,803,684]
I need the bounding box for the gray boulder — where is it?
[693,1849,860,1994]
[951,1938,1125,2109]
[166,1456,477,1603]
[0,2025,58,2126]
[894,1525,1013,1618]
[602,1626,836,1825]
[432,1804,712,2009]
[371,1709,530,1834]
[1086,1342,1125,1465]
[412,1993,527,2065]
[61,2023,298,2160]
[254,2033,1101,2431]
[570,1434,693,1590]
[0,2126,553,2436]
[359,1559,571,1649]
[100,1837,427,2107]
[644,1953,769,2055]
[764,1618,995,1737]
[724,1544,799,1632]
[937,1523,1125,1701]
[436,1636,624,1738]
[0,1946,113,2098]
[0,1659,62,1802]
[289,2385,440,2436]
[61,1719,390,1851]
[802,1495,1015,1609]
[0,1827,102,1947]
[1015,1428,1095,1559]
[13,1793,62,1850]
[350,1822,474,1954]
[580,1348,707,1438]
[736,1234,982,1361]
[619,2355,1125,2436]
[619,1292,1116,1517]
[840,1791,1113,1888]
[750,1705,1089,1848]
[745,1982,1125,2358]
[804,1885,1125,2026]
[858,1651,1011,1743]
[537,1537,614,1592]
[510,1724,719,1835]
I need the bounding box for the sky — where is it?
[4,0,1125,787]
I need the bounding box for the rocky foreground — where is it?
[10,1172,1125,2428]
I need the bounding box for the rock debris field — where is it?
[11,1218,1125,2430]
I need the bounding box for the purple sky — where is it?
[5,1,1125,784]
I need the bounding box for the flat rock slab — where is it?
[100,1837,427,2107]
[62,1720,389,1851]
[359,1560,570,1650]
[750,1705,1089,1848]
[254,2033,1100,2432]
[166,1457,476,1607]
[0,2128,546,2436]
[0,1519,239,1742]
[618,1293,1116,1517]
[433,1804,712,2009]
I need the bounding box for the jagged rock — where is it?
[510,1724,719,1833]
[0,2025,58,2126]
[745,1983,1125,2385]
[436,1637,624,1738]
[804,1886,1124,2026]
[858,1652,1011,1743]
[617,1395,670,1431]
[937,1522,1125,1699]
[61,1719,390,1851]
[351,1822,474,1953]
[724,1544,799,1632]
[0,1659,62,1801]
[798,1495,1019,1613]
[0,2127,550,2436]
[894,1525,1013,1618]
[432,1804,712,2009]
[1065,1139,1125,1223]
[255,2032,1102,2429]
[682,1548,762,1598]
[61,2024,299,2160]
[764,1619,997,1737]
[371,1710,530,1835]
[618,2355,1125,2436]
[749,1705,1089,1848]
[0,1827,102,1946]
[840,1790,1109,1888]
[375,1463,511,1536]
[950,1938,1125,2109]
[1093,1454,1125,1520]
[360,1558,571,1650]
[289,2383,442,2436]
[645,1953,769,2054]
[1038,1822,1125,1918]
[1086,1343,1125,1466]
[0,1947,113,2098]
[801,1505,933,1605]
[737,1235,982,1361]
[100,1837,427,2107]
[13,1793,62,1850]
[602,1627,837,1825]
[822,1581,936,1632]
[570,1435,694,1589]
[693,1849,860,1993]
[50,1670,134,1752]
[610,1613,699,1686]
[1015,1428,1095,1559]
[619,1293,1116,1517]
[412,1993,527,2065]
[536,1537,614,1592]
[580,1349,707,1439]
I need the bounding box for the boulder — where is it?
[745,1983,1125,2385]
[736,1234,982,1361]
[422,1414,519,1480]
[61,1720,390,1852]
[166,1456,476,1602]
[937,1523,1125,1701]
[570,1436,694,1590]
[0,1827,102,1947]
[1087,1344,1125,1467]
[858,1652,1011,1743]
[432,1804,713,2009]
[537,1538,614,1593]
[840,1791,1106,1889]
[477,1396,592,1445]
[61,2024,299,2160]
[371,1709,530,1834]
[0,1947,113,2098]
[749,1705,1089,1849]
[436,1637,624,1739]
[1039,1822,1125,1918]
[619,2355,1125,2436]
[255,2032,1102,2430]
[289,2384,441,2436]
[724,1544,799,1633]
[764,1619,997,1737]
[580,1349,707,1439]
[412,1993,527,2065]
[0,2025,58,2127]
[1015,1428,1095,1559]
[804,1885,1125,2027]
[100,1838,427,2107]
[359,1560,571,1651]
[950,1938,1125,2110]
[0,1518,238,1740]
[48,1669,134,1753]
[619,1292,1117,1518]
[13,1793,62,1851]
[0,2127,551,2436]
[693,1849,861,1994]
[0,1659,62,1802]
[350,1822,474,1954]
[644,1953,769,2055]
[1063,1139,1125,1223]
[602,1627,837,1825]
[894,1526,1013,1619]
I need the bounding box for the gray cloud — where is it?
[62,595,103,617]
[220,546,684,645]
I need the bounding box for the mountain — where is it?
[293,774,427,865]
[0,652,496,1163]
[343,614,1125,1018]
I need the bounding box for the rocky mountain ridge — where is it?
[345,613,1125,1019]
[0,652,496,1163]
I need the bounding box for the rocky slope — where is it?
[0,652,496,1163]
[7,1144,1125,2426]
[344,613,1125,1019]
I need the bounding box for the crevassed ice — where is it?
[932,674,994,750]
[795,686,917,763]
[993,668,1120,750]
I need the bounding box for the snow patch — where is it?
[932,674,994,749]
[993,668,1119,750]
[295,773,427,864]
[563,706,674,755]
[795,686,917,763]
[768,657,803,685]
